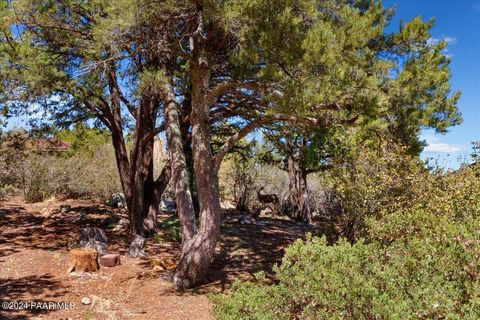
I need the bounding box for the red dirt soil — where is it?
[0,198,315,320]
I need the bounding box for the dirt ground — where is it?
[0,198,316,320]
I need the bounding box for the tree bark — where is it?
[180,92,200,215]
[68,248,99,273]
[164,80,196,246]
[105,81,171,256]
[127,91,163,256]
[106,62,133,206]
[287,154,311,223]
[170,32,222,290]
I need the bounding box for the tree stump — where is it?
[68,248,99,273]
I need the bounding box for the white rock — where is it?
[81,297,92,305]
[221,200,236,210]
[113,218,129,231]
[106,192,126,208]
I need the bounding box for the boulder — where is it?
[59,204,71,213]
[159,199,176,213]
[239,214,256,225]
[99,253,121,267]
[106,193,126,208]
[112,218,129,231]
[79,227,108,255]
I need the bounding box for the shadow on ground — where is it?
[1,199,333,295]
[0,274,68,320]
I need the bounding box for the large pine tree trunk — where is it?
[287,154,311,223]
[170,43,222,290]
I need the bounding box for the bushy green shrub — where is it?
[4,144,120,202]
[215,230,480,319]
[367,163,480,244]
[213,165,480,319]
[318,147,429,242]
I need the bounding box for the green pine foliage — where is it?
[55,124,111,157]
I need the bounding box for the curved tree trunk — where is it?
[170,42,222,290]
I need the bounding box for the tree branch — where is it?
[213,114,326,171]
[206,81,260,105]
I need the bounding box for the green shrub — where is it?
[5,144,120,202]
[214,230,480,319]
[319,147,429,242]
[367,164,480,244]
[213,165,480,319]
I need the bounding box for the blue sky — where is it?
[383,0,480,168]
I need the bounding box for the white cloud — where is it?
[443,36,458,45]
[426,37,439,46]
[426,36,457,59]
[424,142,462,153]
[422,133,464,153]
[427,36,458,46]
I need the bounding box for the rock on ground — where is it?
[159,199,176,213]
[79,227,108,255]
[106,193,126,208]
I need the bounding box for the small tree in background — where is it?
[55,124,111,157]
